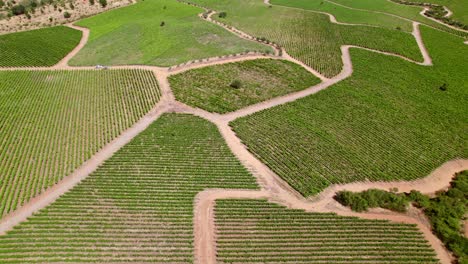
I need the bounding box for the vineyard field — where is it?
[184,0,422,78]
[271,0,412,32]
[70,0,271,67]
[0,114,258,263]
[231,26,467,196]
[0,26,81,67]
[0,69,161,217]
[169,59,320,113]
[329,0,467,37]
[215,199,438,263]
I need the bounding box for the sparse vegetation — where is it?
[169,59,320,113]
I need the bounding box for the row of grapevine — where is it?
[230,27,467,197]
[187,0,422,78]
[0,26,81,67]
[0,69,161,217]
[214,199,438,263]
[0,114,259,262]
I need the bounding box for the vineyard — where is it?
[0,114,258,263]
[0,69,161,217]
[169,59,320,113]
[271,0,413,32]
[328,0,467,37]
[0,26,81,67]
[215,199,438,263]
[231,26,467,196]
[184,0,422,78]
[69,0,271,67]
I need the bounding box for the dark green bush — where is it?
[63,11,71,18]
[99,0,106,7]
[229,80,242,89]
[11,4,26,15]
[218,11,227,18]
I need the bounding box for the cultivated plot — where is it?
[215,199,438,263]
[0,26,81,67]
[186,0,423,78]
[231,27,467,196]
[0,114,258,263]
[0,69,160,216]
[69,0,272,66]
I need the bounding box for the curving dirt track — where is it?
[0,5,465,264]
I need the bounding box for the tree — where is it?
[230,80,242,89]
[11,4,26,15]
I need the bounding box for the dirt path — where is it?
[53,24,90,69]
[193,189,269,264]
[419,8,468,33]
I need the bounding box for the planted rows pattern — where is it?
[0,114,258,263]
[231,27,467,196]
[0,70,160,216]
[0,26,81,67]
[169,59,320,113]
[215,199,438,263]
[187,0,422,77]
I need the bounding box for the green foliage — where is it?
[0,114,258,262]
[215,199,438,263]
[415,171,468,262]
[335,189,409,212]
[98,0,106,7]
[186,0,422,78]
[218,11,226,18]
[169,59,320,113]
[11,4,25,15]
[229,79,242,89]
[0,70,161,217]
[63,11,70,18]
[230,27,467,196]
[89,0,94,5]
[70,0,271,66]
[0,26,81,67]
[336,171,468,262]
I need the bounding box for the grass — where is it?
[230,26,467,197]
[0,114,258,263]
[271,0,413,32]
[0,26,81,67]
[0,69,160,217]
[328,0,467,37]
[169,59,321,113]
[215,199,438,263]
[183,0,423,78]
[69,0,272,66]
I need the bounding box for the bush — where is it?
[99,0,106,7]
[160,21,165,27]
[63,11,71,18]
[218,11,227,18]
[229,80,242,89]
[439,83,448,91]
[0,0,4,8]
[89,0,95,5]
[11,4,26,15]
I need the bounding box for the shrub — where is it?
[0,0,4,8]
[230,80,242,89]
[89,0,94,5]
[99,0,106,7]
[160,21,165,27]
[11,4,26,15]
[439,83,447,91]
[63,11,71,18]
[218,11,227,18]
